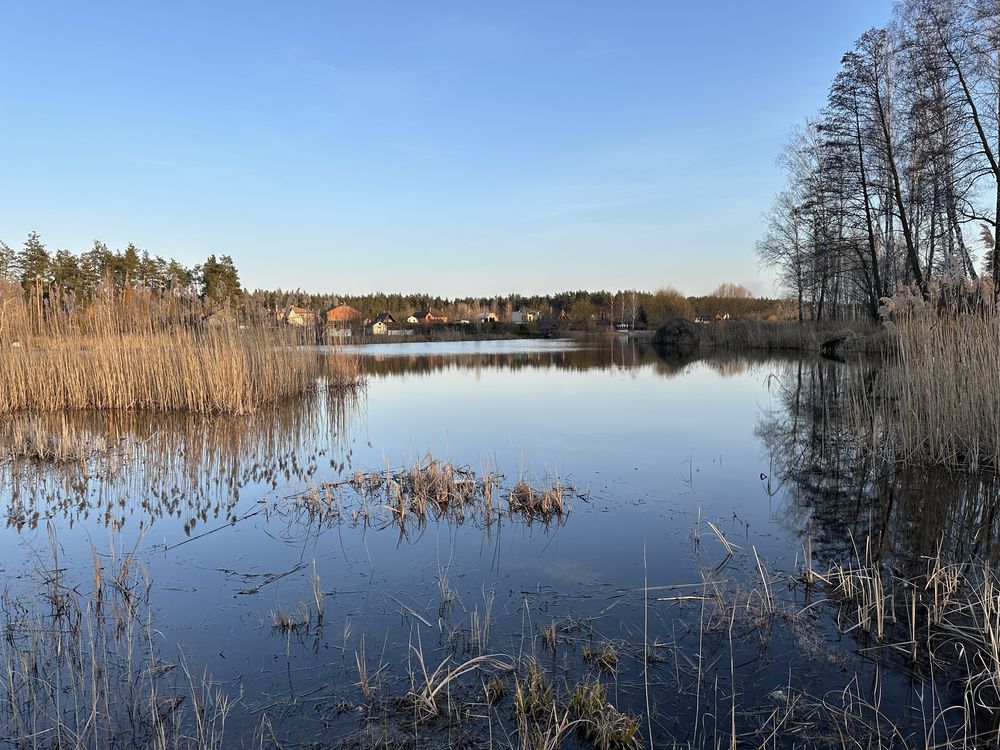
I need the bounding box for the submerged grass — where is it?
[0,526,232,749]
[8,517,1000,748]
[296,455,578,528]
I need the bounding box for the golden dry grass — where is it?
[852,287,1000,470]
[0,284,360,415]
[700,318,886,352]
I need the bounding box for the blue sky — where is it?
[1,1,892,297]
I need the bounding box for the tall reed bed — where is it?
[699,318,886,352]
[852,287,1000,470]
[0,283,360,414]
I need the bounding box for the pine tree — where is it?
[0,241,16,280]
[19,231,51,289]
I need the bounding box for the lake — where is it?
[2,337,997,747]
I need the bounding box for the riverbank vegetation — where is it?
[0,282,360,415]
[749,0,1000,472]
[850,286,1000,471]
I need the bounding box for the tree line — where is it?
[253,284,785,329]
[0,232,242,304]
[1,232,786,328]
[758,0,999,321]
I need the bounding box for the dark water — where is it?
[2,338,998,747]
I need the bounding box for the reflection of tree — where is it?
[756,358,1000,571]
[1,390,359,533]
[362,338,796,381]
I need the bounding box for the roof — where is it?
[372,312,396,324]
[411,309,445,319]
[325,304,361,321]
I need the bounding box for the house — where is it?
[693,312,712,324]
[366,312,397,335]
[549,307,571,322]
[476,311,499,324]
[407,309,449,325]
[324,304,362,325]
[510,309,540,325]
[202,309,236,329]
[283,305,318,327]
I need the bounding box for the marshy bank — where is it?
[0,286,361,415]
[652,317,888,356]
[850,296,1000,472]
[652,292,1000,475]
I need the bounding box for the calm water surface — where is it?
[2,338,996,746]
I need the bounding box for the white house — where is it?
[366,312,397,335]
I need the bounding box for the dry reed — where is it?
[298,456,576,528]
[0,285,360,415]
[0,526,233,748]
[852,288,1000,470]
[700,319,885,353]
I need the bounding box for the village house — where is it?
[365,312,397,335]
[323,303,362,326]
[476,311,498,324]
[282,305,318,327]
[510,309,540,325]
[202,309,237,329]
[406,309,449,325]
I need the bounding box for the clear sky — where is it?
[1,1,893,297]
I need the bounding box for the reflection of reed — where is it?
[1,390,361,533]
[756,358,1000,570]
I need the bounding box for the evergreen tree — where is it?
[51,249,84,296]
[196,254,242,303]
[0,241,16,280]
[18,231,51,289]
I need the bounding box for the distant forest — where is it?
[758,0,999,321]
[0,232,786,327]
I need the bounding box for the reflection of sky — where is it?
[340,338,581,357]
[0,341,804,740]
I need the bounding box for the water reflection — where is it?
[756,356,1000,570]
[0,389,360,533]
[359,335,787,380]
[3,339,999,745]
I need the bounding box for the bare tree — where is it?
[625,290,641,329]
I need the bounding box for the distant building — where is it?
[202,309,236,329]
[407,309,449,325]
[510,309,540,325]
[324,304,362,325]
[476,311,499,324]
[366,312,397,335]
[283,305,317,327]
